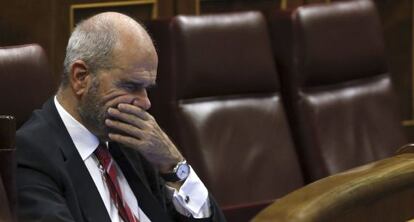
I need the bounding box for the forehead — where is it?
[108,25,158,80]
[114,25,157,61]
[113,38,158,72]
[116,53,157,85]
[120,67,157,83]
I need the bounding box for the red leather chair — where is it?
[0,44,55,222]
[0,44,55,129]
[268,0,407,182]
[148,11,304,221]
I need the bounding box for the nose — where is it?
[132,90,151,111]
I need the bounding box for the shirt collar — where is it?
[54,96,99,161]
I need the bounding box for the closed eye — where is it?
[117,81,156,92]
[123,82,142,92]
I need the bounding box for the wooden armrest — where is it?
[253,153,414,222]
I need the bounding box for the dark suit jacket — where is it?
[16,98,225,222]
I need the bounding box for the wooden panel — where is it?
[70,0,157,30]
[0,0,58,85]
[0,0,163,87]
[375,0,413,138]
[176,0,199,15]
[157,0,174,18]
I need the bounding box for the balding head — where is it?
[61,12,154,87]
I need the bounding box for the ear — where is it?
[70,60,91,97]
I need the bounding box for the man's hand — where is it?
[105,103,184,174]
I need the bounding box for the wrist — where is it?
[159,156,185,174]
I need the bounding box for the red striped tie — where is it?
[94,144,139,222]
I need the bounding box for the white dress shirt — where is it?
[54,97,211,221]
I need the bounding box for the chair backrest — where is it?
[253,151,414,222]
[148,11,304,208]
[268,0,407,182]
[0,116,16,222]
[0,44,55,129]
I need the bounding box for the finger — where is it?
[107,108,147,129]
[105,118,146,139]
[108,133,148,151]
[102,93,136,108]
[117,103,151,121]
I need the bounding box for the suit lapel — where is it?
[64,152,111,222]
[109,143,173,222]
[43,99,111,222]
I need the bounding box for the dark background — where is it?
[0,0,412,138]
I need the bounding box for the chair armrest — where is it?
[253,153,414,222]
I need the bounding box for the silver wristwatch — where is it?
[161,160,190,182]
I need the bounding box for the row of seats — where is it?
[146,0,407,220]
[0,0,408,221]
[147,10,304,210]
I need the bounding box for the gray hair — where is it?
[61,16,118,86]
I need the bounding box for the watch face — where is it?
[176,163,190,180]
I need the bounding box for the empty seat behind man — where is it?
[268,0,407,182]
[148,11,304,220]
[0,44,55,129]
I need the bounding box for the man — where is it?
[16,12,225,222]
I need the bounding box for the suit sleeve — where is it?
[16,136,78,222]
[17,166,76,222]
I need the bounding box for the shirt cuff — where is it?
[166,165,212,218]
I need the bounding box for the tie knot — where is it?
[94,143,112,167]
